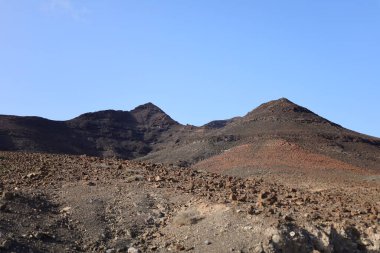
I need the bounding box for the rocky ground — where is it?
[0,151,379,253]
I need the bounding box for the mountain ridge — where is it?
[0,98,379,174]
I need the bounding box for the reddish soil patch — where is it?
[194,139,364,174]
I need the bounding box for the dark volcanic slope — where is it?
[0,116,75,153]
[0,103,180,159]
[0,98,379,172]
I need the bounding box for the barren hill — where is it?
[0,98,379,175]
[141,98,380,175]
[193,99,380,177]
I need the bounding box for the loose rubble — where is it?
[0,151,379,252]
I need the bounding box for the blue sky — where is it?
[0,0,379,137]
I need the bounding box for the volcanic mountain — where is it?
[141,98,380,176]
[0,98,379,175]
[0,103,180,159]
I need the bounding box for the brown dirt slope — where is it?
[194,139,365,173]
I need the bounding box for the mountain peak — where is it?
[261,97,302,109]
[131,102,179,127]
[274,97,292,103]
[132,102,162,112]
[244,98,318,121]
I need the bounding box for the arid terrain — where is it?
[0,152,379,253]
[0,98,379,252]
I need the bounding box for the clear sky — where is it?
[0,1,379,137]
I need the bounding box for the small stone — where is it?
[34,232,50,240]
[61,206,71,213]
[1,239,12,249]
[155,176,162,182]
[174,244,185,251]
[128,247,140,253]
[254,243,264,253]
[368,214,377,220]
[237,194,247,202]
[272,234,281,244]
[27,172,38,178]
[229,193,237,201]
[204,240,211,245]
[284,215,294,222]
[2,191,15,200]
[289,231,296,237]
[247,205,255,215]
[106,249,116,253]
[149,245,158,250]
[0,202,7,211]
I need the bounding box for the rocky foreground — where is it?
[0,151,379,253]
